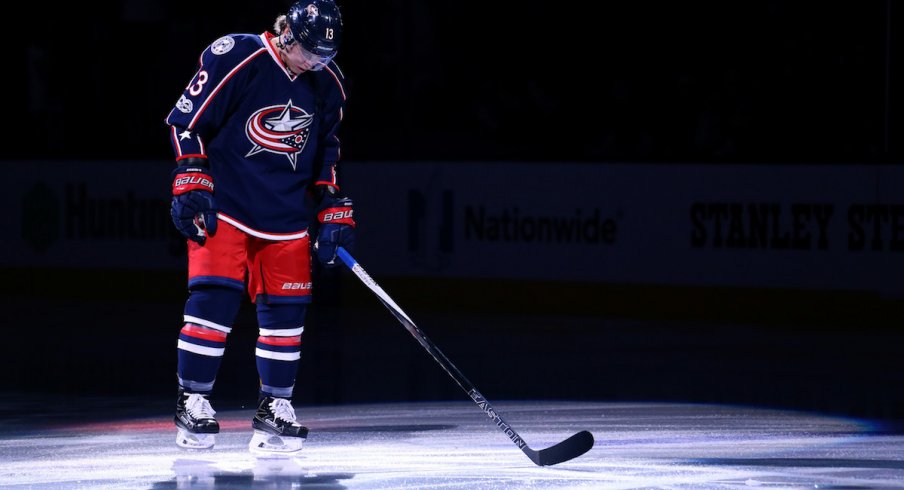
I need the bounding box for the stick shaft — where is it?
[336,248,530,450]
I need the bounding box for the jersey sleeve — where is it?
[314,61,348,190]
[164,35,265,162]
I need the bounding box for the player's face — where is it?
[280,32,333,74]
[282,42,316,74]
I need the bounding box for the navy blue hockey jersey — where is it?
[165,32,347,239]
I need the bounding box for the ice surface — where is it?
[0,399,902,489]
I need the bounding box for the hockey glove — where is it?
[171,159,218,246]
[315,192,356,267]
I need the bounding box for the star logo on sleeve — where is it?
[179,130,193,141]
[244,100,314,170]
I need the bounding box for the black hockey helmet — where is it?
[286,0,342,66]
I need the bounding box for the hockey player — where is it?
[164,0,353,456]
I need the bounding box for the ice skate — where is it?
[248,396,308,457]
[174,390,219,449]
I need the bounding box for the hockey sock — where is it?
[177,324,228,394]
[255,302,305,398]
[177,287,241,393]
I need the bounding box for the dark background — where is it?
[3,1,903,421]
[10,0,903,163]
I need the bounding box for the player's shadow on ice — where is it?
[154,458,354,489]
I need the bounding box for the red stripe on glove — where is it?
[317,207,356,226]
[172,172,215,195]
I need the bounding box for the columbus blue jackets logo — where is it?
[245,100,313,170]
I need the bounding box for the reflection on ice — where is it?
[167,457,354,489]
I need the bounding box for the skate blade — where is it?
[176,429,216,450]
[248,430,304,458]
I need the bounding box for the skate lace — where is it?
[269,398,298,424]
[186,393,216,419]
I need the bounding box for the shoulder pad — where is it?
[324,60,345,81]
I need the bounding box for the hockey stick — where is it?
[336,247,594,466]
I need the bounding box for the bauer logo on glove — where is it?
[173,174,215,193]
[319,208,353,223]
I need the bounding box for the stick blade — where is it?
[527,430,595,466]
